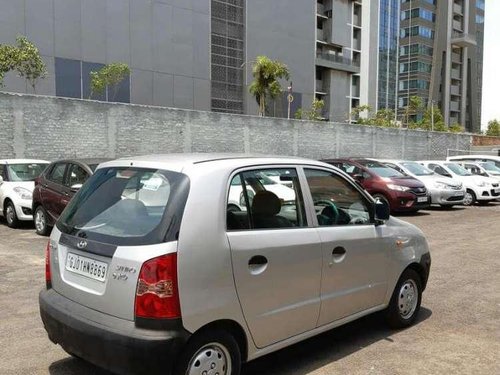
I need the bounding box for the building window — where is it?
[401,26,434,39]
[55,58,130,103]
[401,8,435,22]
[476,0,485,11]
[400,43,433,56]
[400,61,432,73]
[399,79,430,90]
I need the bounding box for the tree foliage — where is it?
[249,56,290,116]
[295,98,325,121]
[90,63,130,100]
[351,105,398,128]
[0,36,46,91]
[485,119,500,136]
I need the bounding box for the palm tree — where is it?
[249,56,290,116]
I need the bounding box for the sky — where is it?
[481,0,500,129]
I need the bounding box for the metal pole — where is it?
[431,101,434,131]
[287,82,293,119]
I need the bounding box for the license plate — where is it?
[417,196,428,203]
[65,252,108,282]
[454,191,464,197]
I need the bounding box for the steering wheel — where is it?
[315,200,339,225]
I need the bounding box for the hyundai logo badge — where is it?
[77,239,88,249]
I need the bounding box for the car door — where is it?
[42,163,69,222]
[226,167,322,348]
[0,164,5,213]
[302,168,390,326]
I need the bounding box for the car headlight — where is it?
[13,187,33,200]
[434,182,447,190]
[387,184,411,192]
[476,181,487,187]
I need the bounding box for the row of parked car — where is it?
[1,154,499,236]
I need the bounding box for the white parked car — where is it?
[378,160,465,207]
[455,161,500,183]
[228,172,296,211]
[419,160,500,206]
[0,159,50,227]
[447,155,500,169]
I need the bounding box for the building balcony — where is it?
[451,85,461,96]
[451,69,461,80]
[315,52,361,74]
[453,3,463,16]
[316,3,329,19]
[315,80,329,95]
[453,20,463,32]
[451,32,477,47]
[450,101,460,112]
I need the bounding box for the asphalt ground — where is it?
[0,202,499,375]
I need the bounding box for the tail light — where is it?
[45,241,52,289]
[134,253,181,319]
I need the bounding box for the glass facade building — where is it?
[377,0,400,111]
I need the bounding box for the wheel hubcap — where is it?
[35,210,45,232]
[6,206,14,224]
[398,279,418,319]
[463,192,473,206]
[187,343,231,375]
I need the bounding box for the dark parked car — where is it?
[323,158,430,213]
[32,159,108,235]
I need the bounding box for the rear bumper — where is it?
[39,289,190,375]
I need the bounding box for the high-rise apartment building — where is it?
[397,0,485,132]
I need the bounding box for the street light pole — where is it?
[287,82,293,119]
[431,100,435,131]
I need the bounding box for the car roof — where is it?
[99,153,333,173]
[448,155,500,160]
[0,159,50,164]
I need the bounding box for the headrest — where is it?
[252,191,281,216]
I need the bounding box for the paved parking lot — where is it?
[0,203,499,375]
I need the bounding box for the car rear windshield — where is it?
[7,163,48,181]
[357,161,405,178]
[57,167,189,246]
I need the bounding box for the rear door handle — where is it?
[329,246,347,266]
[248,255,268,275]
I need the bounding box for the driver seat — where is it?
[251,191,292,229]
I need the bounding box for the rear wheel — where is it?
[174,329,241,375]
[385,269,422,329]
[463,190,476,206]
[34,206,50,236]
[4,201,19,228]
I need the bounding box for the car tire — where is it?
[385,268,422,329]
[34,206,50,236]
[463,190,476,206]
[4,201,19,228]
[174,329,241,375]
[373,194,391,212]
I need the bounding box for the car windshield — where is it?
[57,167,189,246]
[7,163,48,181]
[479,162,500,175]
[358,161,405,178]
[400,162,434,176]
[444,163,472,176]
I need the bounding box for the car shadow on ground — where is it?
[47,308,432,375]
[242,307,432,375]
[0,217,36,231]
[393,210,431,217]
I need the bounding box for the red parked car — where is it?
[323,158,430,213]
[32,159,108,235]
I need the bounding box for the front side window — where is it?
[444,163,472,176]
[7,163,48,182]
[48,163,68,185]
[68,164,89,187]
[227,168,307,230]
[305,169,372,226]
[58,167,189,245]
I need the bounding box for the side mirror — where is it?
[375,199,390,224]
[70,183,82,192]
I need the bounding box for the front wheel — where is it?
[174,329,241,375]
[385,269,422,329]
[4,201,19,228]
[34,206,50,236]
[463,190,476,206]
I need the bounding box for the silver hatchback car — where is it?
[39,154,431,375]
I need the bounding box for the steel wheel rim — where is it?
[398,279,418,319]
[6,205,15,224]
[186,342,231,375]
[35,209,45,232]
[463,192,473,206]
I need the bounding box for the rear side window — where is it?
[227,168,307,230]
[57,167,189,246]
[68,164,89,186]
[48,163,67,185]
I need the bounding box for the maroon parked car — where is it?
[32,159,108,235]
[323,158,430,213]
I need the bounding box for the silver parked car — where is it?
[378,160,465,207]
[39,154,431,375]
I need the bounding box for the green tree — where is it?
[485,119,500,136]
[0,36,46,91]
[90,62,130,100]
[249,56,290,116]
[350,105,397,127]
[294,99,325,121]
[14,36,47,93]
[350,105,371,125]
[449,123,464,133]
[404,96,424,127]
